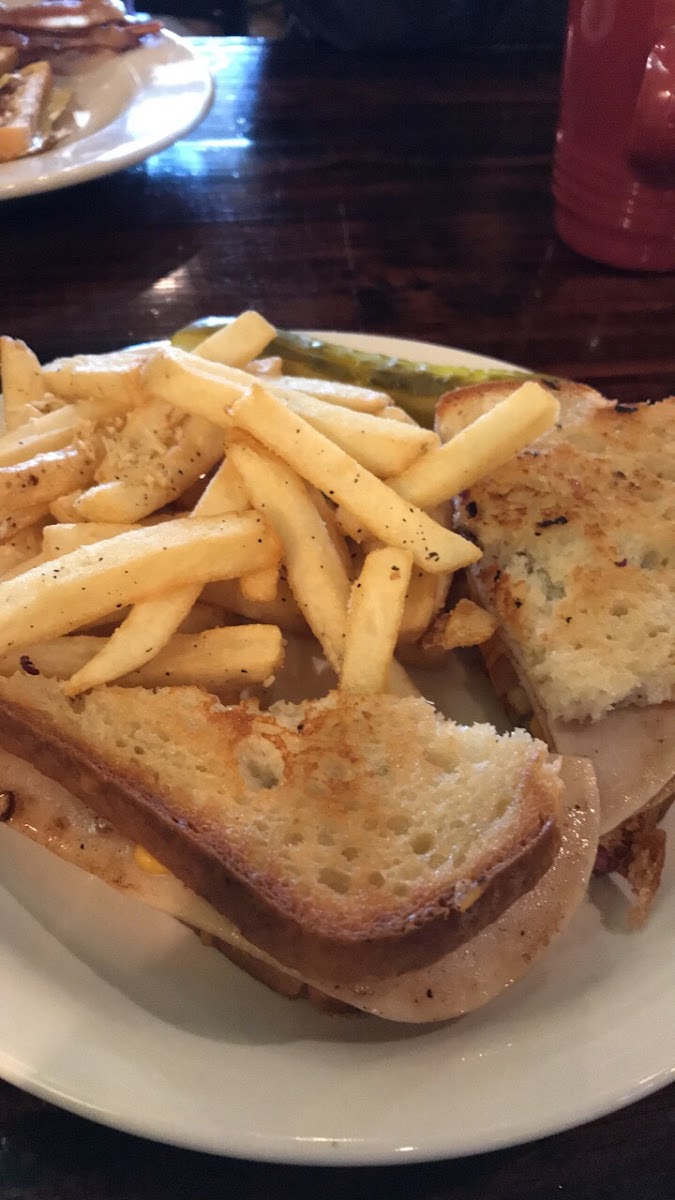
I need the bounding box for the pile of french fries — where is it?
[0,311,559,701]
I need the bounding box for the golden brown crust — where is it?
[444,392,675,723]
[0,740,597,1021]
[435,378,604,442]
[0,683,561,984]
[475,627,673,922]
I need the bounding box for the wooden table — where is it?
[1,35,674,1198]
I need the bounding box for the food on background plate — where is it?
[436,378,675,925]
[0,54,71,161]
[0,309,641,1022]
[0,0,161,65]
[0,0,162,163]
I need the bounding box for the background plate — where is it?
[0,31,213,200]
[0,333,672,1165]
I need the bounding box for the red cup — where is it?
[553,0,675,271]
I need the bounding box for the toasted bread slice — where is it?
[0,675,563,986]
[436,377,606,442]
[438,387,675,722]
[0,743,597,1022]
[0,61,52,163]
[436,382,675,846]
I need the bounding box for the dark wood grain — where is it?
[0,35,674,1198]
[0,1077,674,1198]
[3,38,675,400]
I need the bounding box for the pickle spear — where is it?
[172,318,528,427]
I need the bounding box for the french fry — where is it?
[389,381,560,507]
[419,599,497,663]
[230,385,481,574]
[310,489,357,578]
[382,406,418,425]
[63,457,262,695]
[275,375,390,414]
[73,415,224,523]
[63,586,202,696]
[340,547,413,693]
[0,439,97,520]
[0,405,80,467]
[0,525,43,577]
[239,565,280,603]
[0,337,45,431]
[333,503,367,544]
[142,346,242,418]
[202,578,308,633]
[227,437,351,669]
[0,505,49,540]
[398,567,450,643]
[387,659,421,698]
[194,311,276,368]
[198,456,248,514]
[272,387,437,476]
[41,346,154,411]
[0,513,281,656]
[177,601,226,634]
[123,624,284,690]
[0,553,47,583]
[0,625,284,691]
[93,398,184,484]
[0,637,99,677]
[49,492,84,522]
[143,346,437,476]
[42,522,141,557]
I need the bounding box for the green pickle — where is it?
[172,318,528,428]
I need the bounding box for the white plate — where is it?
[0,333,673,1165]
[0,31,213,200]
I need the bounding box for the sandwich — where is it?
[0,315,608,1023]
[436,379,675,924]
[0,1,161,65]
[0,674,598,1022]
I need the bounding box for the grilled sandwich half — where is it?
[0,675,598,1021]
[436,379,675,922]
